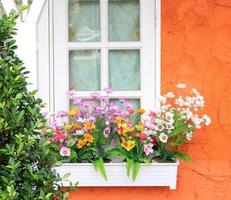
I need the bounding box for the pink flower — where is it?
[104,87,113,93]
[91,92,100,99]
[66,89,76,97]
[60,146,71,157]
[139,132,148,140]
[145,122,156,130]
[72,97,82,104]
[57,111,68,117]
[144,143,154,156]
[149,111,157,118]
[103,127,110,138]
[51,129,66,142]
[88,116,96,123]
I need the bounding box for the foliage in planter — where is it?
[0,11,67,199]
[48,87,211,181]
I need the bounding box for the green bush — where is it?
[0,11,66,200]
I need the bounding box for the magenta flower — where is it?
[104,87,113,94]
[149,111,157,118]
[57,111,68,117]
[72,97,82,105]
[88,116,96,123]
[91,92,100,99]
[103,127,110,138]
[66,89,76,97]
[60,146,71,157]
[109,104,119,111]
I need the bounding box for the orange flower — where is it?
[77,139,87,149]
[84,121,96,131]
[114,116,124,124]
[71,123,82,130]
[136,108,145,114]
[84,133,94,143]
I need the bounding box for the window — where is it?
[53,0,159,113]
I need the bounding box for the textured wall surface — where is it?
[69,0,231,199]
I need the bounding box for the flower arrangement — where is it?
[47,88,211,181]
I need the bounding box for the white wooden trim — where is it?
[54,161,179,189]
[26,0,47,23]
[53,0,69,112]
[140,0,156,112]
[155,0,161,110]
[1,0,17,15]
[67,42,142,50]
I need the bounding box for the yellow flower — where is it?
[83,133,94,143]
[121,138,136,151]
[64,124,72,130]
[118,122,128,129]
[69,107,80,116]
[136,108,145,115]
[84,121,96,131]
[77,139,87,149]
[135,124,144,131]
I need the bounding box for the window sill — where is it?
[54,160,179,189]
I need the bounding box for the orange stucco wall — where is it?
[69,1,231,199]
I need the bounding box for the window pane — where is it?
[109,50,140,91]
[69,50,101,91]
[68,0,100,42]
[108,0,140,41]
[110,99,141,124]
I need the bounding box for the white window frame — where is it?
[51,0,161,113]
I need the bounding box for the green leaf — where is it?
[132,162,141,182]
[174,151,191,162]
[63,172,71,180]
[126,158,133,177]
[92,157,107,181]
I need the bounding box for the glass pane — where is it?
[108,0,140,41]
[110,99,141,124]
[69,50,101,91]
[68,0,100,42]
[109,50,140,91]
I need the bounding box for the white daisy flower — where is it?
[75,130,84,136]
[165,111,174,121]
[186,131,193,141]
[202,114,211,126]
[159,133,168,143]
[165,92,175,98]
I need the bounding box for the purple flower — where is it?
[81,101,92,107]
[104,87,113,94]
[88,116,96,123]
[109,104,119,111]
[57,111,68,117]
[66,89,76,97]
[123,100,132,109]
[100,95,109,101]
[91,92,100,99]
[103,127,111,138]
[96,106,104,113]
[72,97,82,105]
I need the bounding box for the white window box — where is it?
[54,160,179,189]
